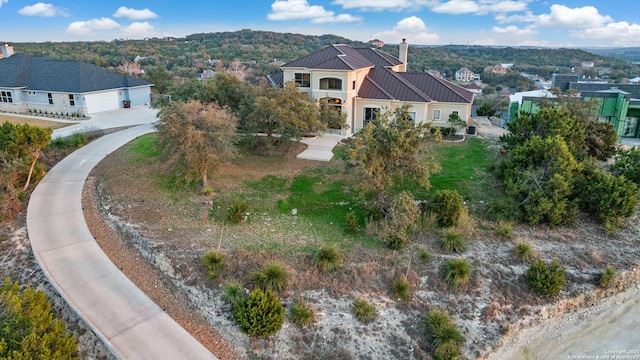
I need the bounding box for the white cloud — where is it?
[536,4,612,28]
[573,21,640,47]
[66,18,120,36]
[122,22,156,39]
[431,0,479,14]
[373,16,439,45]
[113,6,158,20]
[0,0,8,8]
[268,0,361,23]
[492,25,536,36]
[18,2,67,17]
[332,0,436,11]
[428,0,529,15]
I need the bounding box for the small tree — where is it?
[232,289,285,337]
[527,258,565,297]
[447,112,466,135]
[429,189,464,227]
[378,191,420,250]
[345,104,440,195]
[155,101,237,186]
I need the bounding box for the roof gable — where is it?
[0,53,151,93]
[282,44,375,71]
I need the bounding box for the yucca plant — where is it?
[353,299,376,324]
[424,309,464,360]
[221,281,244,308]
[202,251,225,280]
[251,263,289,294]
[289,300,316,328]
[514,241,534,262]
[314,245,342,273]
[598,265,616,289]
[443,258,472,291]
[438,229,467,253]
[392,275,413,301]
[419,247,432,262]
[494,221,515,240]
[227,198,249,223]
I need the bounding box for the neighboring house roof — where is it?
[0,53,151,93]
[265,71,284,87]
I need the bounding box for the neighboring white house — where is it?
[265,39,474,136]
[0,46,153,115]
[455,67,480,82]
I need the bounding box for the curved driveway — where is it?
[27,123,216,360]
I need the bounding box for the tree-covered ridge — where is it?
[9,30,640,82]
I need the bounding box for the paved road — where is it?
[27,124,217,360]
[51,105,159,139]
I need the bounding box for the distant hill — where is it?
[7,30,640,82]
[583,47,640,64]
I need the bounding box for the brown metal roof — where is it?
[398,72,475,103]
[282,44,374,71]
[359,67,432,102]
[354,48,402,67]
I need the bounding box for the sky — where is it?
[1,0,639,48]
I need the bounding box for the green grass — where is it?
[126,133,160,159]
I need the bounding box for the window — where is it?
[407,112,416,123]
[0,91,12,103]
[319,77,342,90]
[452,110,459,116]
[294,73,310,88]
[363,107,380,126]
[47,93,53,105]
[28,91,37,96]
[352,80,356,90]
[69,94,75,106]
[433,109,441,120]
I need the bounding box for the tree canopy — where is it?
[155,101,237,186]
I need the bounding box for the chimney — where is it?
[399,38,408,72]
[1,43,14,58]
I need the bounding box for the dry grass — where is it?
[0,114,76,129]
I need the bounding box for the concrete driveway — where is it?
[52,105,159,138]
[27,124,216,360]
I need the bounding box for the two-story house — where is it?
[265,39,474,137]
[455,67,480,82]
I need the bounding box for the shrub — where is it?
[419,247,432,262]
[527,258,565,297]
[611,147,640,185]
[232,289,285,337]
[202,186,215,196]
[221,281,244,308]
[228,198,249,223]
[438,229,467,254]
[379,191,420,250]
[392,275,413,301]
[430,190,464,227]
[598,265,616,289]
[353,298,377,324]
[202,251,225,280]
[494,221,514,240]
[345,211,358,232]
[251,263,289,293]
[0,279,79,358]
[289,300,316,328]
[514,242,534,262]
[314,245,342,273]
[486,198,522,222]
[424,309,464,360]
[443,258,472,291]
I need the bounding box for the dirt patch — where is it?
[81,127,640,359]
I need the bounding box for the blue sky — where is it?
[1,1,639,47]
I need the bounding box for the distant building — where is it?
[197,69,216,81]
[426,70,443,78]
[368,39,384,47]
[484,64,508,75]
[1,43,14,59]
[581,61,595,68]
[462,82,482,94]
[455,67,480,82]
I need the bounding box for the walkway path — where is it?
[27,124,216,360]
[297,134,341,161]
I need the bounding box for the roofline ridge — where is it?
[387,68,432,102]
[363,75,395,100]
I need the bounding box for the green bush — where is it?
[611,147,640,185]
[202,251,225,280]
[353,299,377,324]
[289,300,316,328]
[251,263,289,293]
[345,211,358,232]
[430,190,464,227]
[232,289,285,337]
[0,278,78,359]
[314,245,342,273]
[486,198,522,222]
[424,309,464,360]
[438,230,467,254]
[443,258,472,291]
[419,247,432,262]
[227,198,249,223]
[221,281,244,308]
[392,275,412,301]
[379,191,420,250]
[527,258,565,297]
[598,265,616,289]
[514,242,534,262]
[577,163,639,231]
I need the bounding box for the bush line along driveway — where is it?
[27,124,217,360]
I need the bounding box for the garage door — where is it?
[84,91,120,114]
